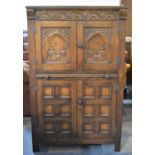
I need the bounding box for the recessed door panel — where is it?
[77,21,119,72]
[37,79,77,139]
[77,79,116,138]
[35,21,76,72]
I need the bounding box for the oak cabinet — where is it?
[27,6,126,152]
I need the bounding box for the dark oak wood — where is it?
[27,6,127,152]
[115,14,126,152]
[27,12,40,152]
[122,0,132,36]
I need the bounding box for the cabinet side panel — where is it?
[27,9,39,152]
[115,14,126,151]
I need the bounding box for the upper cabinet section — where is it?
[27,7,127,73]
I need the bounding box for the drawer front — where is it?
[34,21,76,72]
[36,79,77,140]
[77,79,116,138]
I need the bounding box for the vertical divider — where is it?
[111,80,117,138]
[37,80,44,141]
[77,22,84,71]
[72,81,77,137]
[35,21,42,70]
[94,86,99,134]
[71,21,77,71]
[77,80,83,137]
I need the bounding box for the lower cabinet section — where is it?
[36,78,117,145]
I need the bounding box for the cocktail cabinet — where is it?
[27,6,126,152]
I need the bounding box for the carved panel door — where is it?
[35,21,76,72]
[77,79,116,139]
[77,21,119,72]
[36,79,77,142]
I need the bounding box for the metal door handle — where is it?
[46,76,57,80]
[78,99,83,105]
[77,44,85,48]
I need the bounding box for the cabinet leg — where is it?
[115,140,121,152]
[33,143,40,152]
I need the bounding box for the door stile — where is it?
[37,79,44,140]
[72,81,77,137]
[77,22,84,71]
[77,80,83,137]
[94,86,100,134]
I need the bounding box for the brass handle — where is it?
[77,44,85,48]
[78,99,83,105]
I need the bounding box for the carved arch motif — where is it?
[43,32,69,64]
[85,33,107,63]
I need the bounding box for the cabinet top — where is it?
[27,6,127,21]
[26,6,126,10]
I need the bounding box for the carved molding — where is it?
[84,28,112,41]
[42,28,70,40]
[35,10,119,20]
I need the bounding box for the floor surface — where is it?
[23,106,132,155]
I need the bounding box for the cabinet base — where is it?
[33,143,40,152]
[115,141,121,152]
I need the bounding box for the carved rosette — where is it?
[35,10,119,20]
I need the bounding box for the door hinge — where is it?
[34,59,38,64]
[32,26,37,33]
[114,83,119,91]
[115,57,121,64]
[34,85,38,92]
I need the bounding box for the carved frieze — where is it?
[35,10,119,20]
